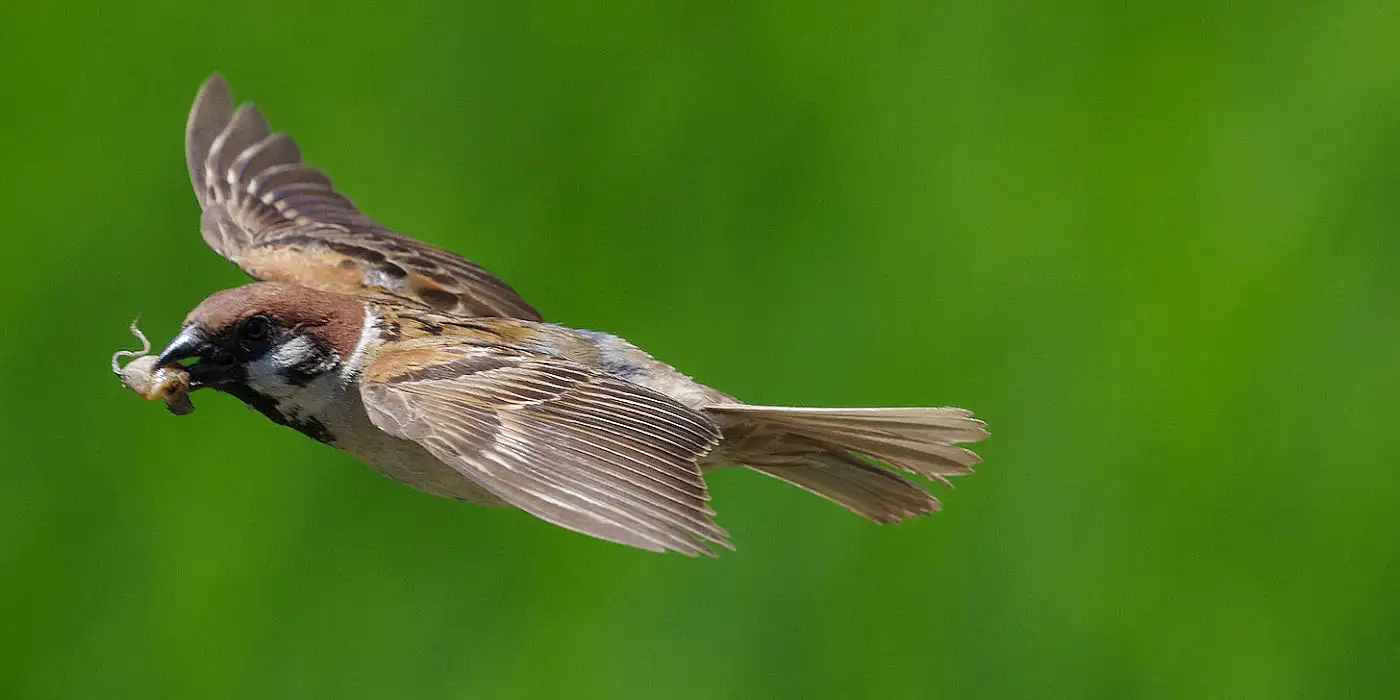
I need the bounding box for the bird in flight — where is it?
[116,74,988,555]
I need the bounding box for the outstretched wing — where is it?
[185,74,541,320]
[360,343,730,555]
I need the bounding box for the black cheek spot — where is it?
[280,363,320,388]
[377,263,408,279]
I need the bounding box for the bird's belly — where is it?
[324,393,508,506]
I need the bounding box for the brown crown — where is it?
[185,282,367,357]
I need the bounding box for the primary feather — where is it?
[184,74,541,320]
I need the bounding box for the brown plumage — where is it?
[116,75,990,556]
[185,74,540,320]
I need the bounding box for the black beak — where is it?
[154,325,207,368]
[154,325,230,389]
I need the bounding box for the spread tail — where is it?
[704,405,989,523]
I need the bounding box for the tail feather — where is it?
[705,404,989,523]
[707,405,988,480]
[721,406,989,442]
[748,451,940,523]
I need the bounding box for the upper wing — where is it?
[185,74,541,320]
[360,342,730,555]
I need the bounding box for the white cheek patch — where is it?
[244,335,318,399]
[272,335,320,367]
[240,310,373,426]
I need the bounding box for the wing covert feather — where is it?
[361,348,730,555]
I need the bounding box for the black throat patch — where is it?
[220,382,336,444]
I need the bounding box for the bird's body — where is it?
[117,74,989,555]
[194,283,730,507]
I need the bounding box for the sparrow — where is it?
[122,74,989,555]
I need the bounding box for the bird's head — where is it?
[155,282,368,397]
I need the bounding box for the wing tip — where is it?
[188,73,234,134]
[186,72,236,201]
[199,72,231,99]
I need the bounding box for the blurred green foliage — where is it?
[3,1,1399,698]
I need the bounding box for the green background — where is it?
[3,2,1398,698]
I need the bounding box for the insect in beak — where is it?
[153,325,234,388]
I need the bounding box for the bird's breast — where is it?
[326,394,507,506]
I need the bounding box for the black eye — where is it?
[242,315,272,341]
